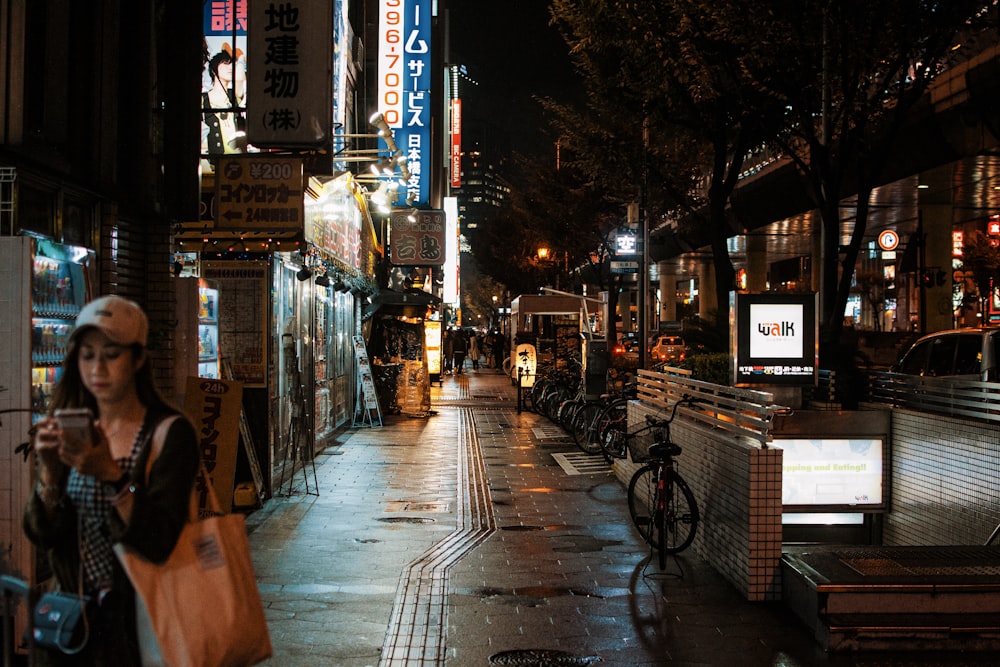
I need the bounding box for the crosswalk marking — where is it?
[552,452,612,476]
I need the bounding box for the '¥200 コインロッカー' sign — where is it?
[215,157,303,231]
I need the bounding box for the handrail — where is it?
[868,371,1000,423]
[635,368,791,447]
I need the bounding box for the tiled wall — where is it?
[885,407,1000,546]
[0,238,35,583]
[619,402,784,601]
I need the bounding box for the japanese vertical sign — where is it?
[184,377,244,514]
[389,209,445,265]
[378,0,432,206]
[247,0,332,147]
[450,99,462,188]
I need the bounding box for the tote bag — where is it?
[114,467,272,667]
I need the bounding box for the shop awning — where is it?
[363,288,441,320]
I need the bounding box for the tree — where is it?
[855,271,887,332]
[547,0,791,343]
[767,1,992,363]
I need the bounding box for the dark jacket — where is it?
[23,408,199,665]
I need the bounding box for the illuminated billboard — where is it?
[377,0,432,206]
[450,99,462,188]
[732,292,817,386]
[202,1,249,174]
[773,437,886,512]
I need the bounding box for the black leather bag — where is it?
[31,590,91,655]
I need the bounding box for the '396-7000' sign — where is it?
[216,157,304,231]
[389,209,445,266]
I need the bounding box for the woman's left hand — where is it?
[60,421,121,482]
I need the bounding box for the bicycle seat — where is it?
[648,442,681,458]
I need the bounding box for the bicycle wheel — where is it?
[558,396,582,430]
[601,427,628,460]
[572,403,604,454]
[627,465,698,557]
[595,399,628,461]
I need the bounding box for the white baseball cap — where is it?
[73,295,149,347]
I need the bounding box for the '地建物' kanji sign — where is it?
[216,157,303,231]
[389,209,445,266]
[247,0,331,148]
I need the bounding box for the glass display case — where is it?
[29,240,92,421]
[198,282,220,378]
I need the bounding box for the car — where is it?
[893,328,1000,381]
[650,335,686,364]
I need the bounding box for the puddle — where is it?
[376,517,436,524]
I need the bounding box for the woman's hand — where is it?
[56,420,122,483]
[33,417,64,482]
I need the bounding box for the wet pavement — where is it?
[245,369,999,666]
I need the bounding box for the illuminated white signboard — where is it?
[616,233,637,255]
[773,438,885,510]
[732,292,817,386]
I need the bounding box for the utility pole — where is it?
[638,117,650,370]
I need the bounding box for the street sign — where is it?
[878,229,899,251]
[611,261,639,274]
[216,157,304,231]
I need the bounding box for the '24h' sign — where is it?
[389,209,445,266]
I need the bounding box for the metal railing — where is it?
[868,370,1000,423]
[636,368,791,447]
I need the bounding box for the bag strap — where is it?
[144,414,223,519]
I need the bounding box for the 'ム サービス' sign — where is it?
[389,209,445,265]
[216,157,303,231]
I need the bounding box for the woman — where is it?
[24,295,199,665]
[202,46,247,155]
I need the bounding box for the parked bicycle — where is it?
[625,396,701,570]
[572,382,636,458]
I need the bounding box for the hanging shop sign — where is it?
[378,0,432,206]
[389,209,445,265]
[216,157,304,231]
[247,0,332,147]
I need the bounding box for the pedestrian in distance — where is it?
[452,330,468,375]
[24,295,200,665]
[443,328,454,374]
[470,332,481,371]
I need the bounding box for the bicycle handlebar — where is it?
[644,395,702,428]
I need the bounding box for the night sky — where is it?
[446,1,581,158]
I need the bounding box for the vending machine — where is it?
[198,281,220,378]
[0,235,95,637]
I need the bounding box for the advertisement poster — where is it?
[202,260,268,386]
[184,377,244,514]
[774,438,884,510]
[201,1,249,173]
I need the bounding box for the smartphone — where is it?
[54,408,95,448]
